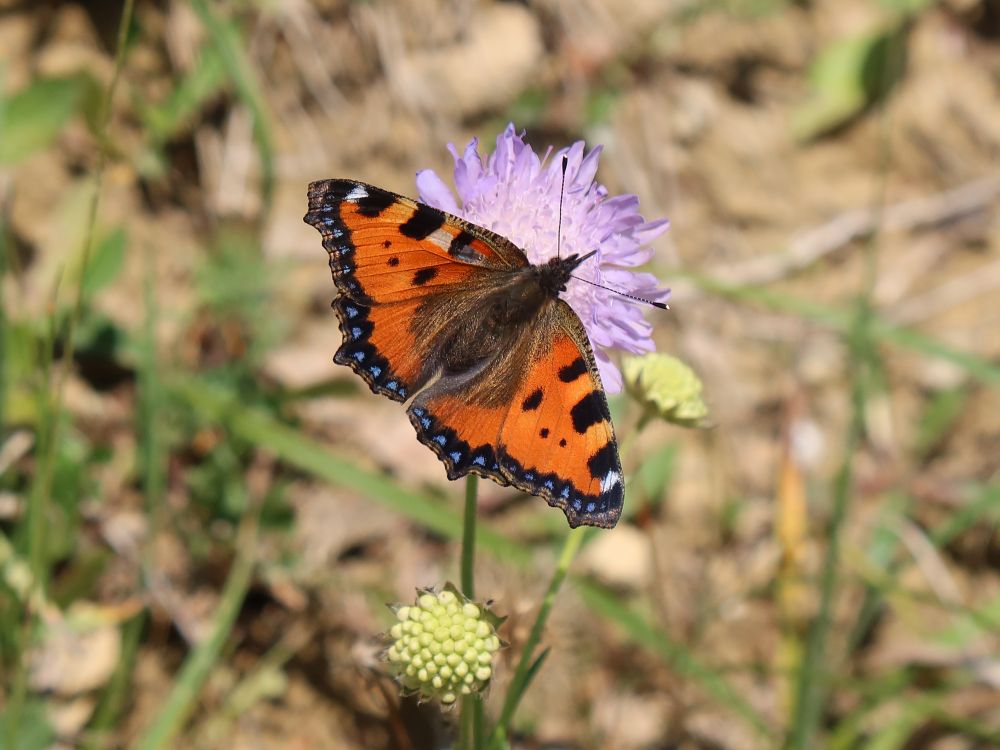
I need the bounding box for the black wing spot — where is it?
[413,267,438,285]
[356,189,395,218]
[400,204,445,240]
[383,240,392,248]
[570,391,607,434]
[387,256,400,267]
[318,180,356,201]
[449,230,476,256]
[539,427,549,438]
[521,388,543,411]
[559,438,567,447]
[559,357,588,383]
[587,442,617,479]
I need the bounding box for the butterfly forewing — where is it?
[305,179,525,401]
[305,179,526,303]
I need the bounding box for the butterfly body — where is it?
[305,179,624,528]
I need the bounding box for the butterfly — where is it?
[304,179,625,528]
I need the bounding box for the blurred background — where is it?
[2,0,999,748]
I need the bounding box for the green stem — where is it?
[473,702,484,749]
[83,611,146,749]
[461,475,478,599]
[460,705,471,750]
[788,41,893,747]
[491,526,587,744]
[460,474,482,749]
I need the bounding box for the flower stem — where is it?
[461,474,478,599]
[460,475,483,749]
[491,526,588,744]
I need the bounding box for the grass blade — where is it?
[676,272,1000,387]
[134,501,260,750]
[83,611,146,749]
[491,527,587,744]
[187,0,275,216]
[169,376,531,566]
[577,579,774,740]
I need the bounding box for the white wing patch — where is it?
[600,469,622,494]
[345,185,368,201]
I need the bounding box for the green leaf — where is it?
[634,442,677,497]
[912,386,968,462]
[792,23,908,140]
[930,484,1000,548]
[82,227,127,298]
[932,593,1000,648]
[0,77,88,165]
[0,699,56,750]
[141,44,228,144]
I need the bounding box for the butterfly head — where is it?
[537,249,598,298]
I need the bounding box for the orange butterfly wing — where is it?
[498,305,623,527]
[304,179,526,402]
[306,179,523,300]
[408,304,623,528]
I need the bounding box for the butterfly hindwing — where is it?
[333,298,424,402]
[497,304,623,528]
[408,395,510,487]
[406,302,623,529]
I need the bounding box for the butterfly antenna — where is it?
[570,273,670,310]
[557,154,568,260]
[558,155,667,311]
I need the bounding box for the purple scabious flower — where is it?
[415,124,670,393]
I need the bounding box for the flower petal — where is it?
[450,138,485,203]
[416,169,460,214]
[594,347,623,394]
[633,218,670,244]
[575,145,603,189]
[417,125,669,386]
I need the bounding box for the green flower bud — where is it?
[623,353,709,427]
[384,584,505,706]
